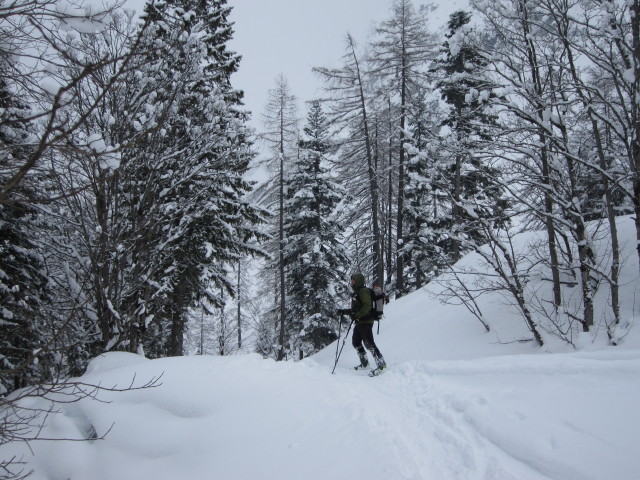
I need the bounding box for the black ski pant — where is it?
[352,322,384,366]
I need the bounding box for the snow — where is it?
[87,134,106,153]
[56,2,111,34]
[4,218,640,480]
[40,78,62,96]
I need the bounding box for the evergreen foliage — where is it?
[0,0,265,379]
[258,75,299,360]
[369,0,438,296]
[426,10,509,265]
[314,34,385,287]
[403,90,441,290]
[0,78,51,392]
[114,0,266,357]
[284,101,349,357]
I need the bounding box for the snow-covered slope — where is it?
[4,218,640,480]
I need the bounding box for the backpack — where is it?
[369,285,385,320]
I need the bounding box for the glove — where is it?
[337,308,350,316]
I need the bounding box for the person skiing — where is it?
[347,273,386,373]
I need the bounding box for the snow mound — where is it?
[3,216,640,480]
[85,351,150,375]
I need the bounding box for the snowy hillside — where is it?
[4,217,640,480]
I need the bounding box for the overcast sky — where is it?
[226,0,471,129]
[227,0,390,126]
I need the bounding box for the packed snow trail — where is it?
[324,350,640,480]
[6,215,640,479]
[6,277,640,480]
[5,349,639,480]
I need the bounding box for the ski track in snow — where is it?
[333,363,552,480]
[8,211,640,480]
[330,350,640,480]
[4,347,640,480]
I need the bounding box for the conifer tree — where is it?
[97,0,265,356]
[314,34,384,287]
[369,0,438,296]
[284,101,349,357]
[0,3,148,382]
[403,90,441,290]
[260,75,299,360]
[0,77,51,391]
[428,10,508,264]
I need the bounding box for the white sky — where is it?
[227,0,391,126]
[227,0,471,128]
[122,0,471,129]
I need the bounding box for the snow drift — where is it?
[2,217,640,480]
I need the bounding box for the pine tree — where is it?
[0,77,51,391]
[428,10,508,264]
[260,75,299,360]
[314,34,384,287]
[284,101,349,358]
[369,0,438,296]
[94,0,266,356]
[403,89,441,290]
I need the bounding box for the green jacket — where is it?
[351,273,373,324]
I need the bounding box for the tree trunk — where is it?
[561,0,621,331]
[277,109,286,361]
[491,236,544,347]
[237,261,242,350]
[168,291,185,356]
[519,0,563,309]
[200,308,205,355]
[387,99,394,288]
[631,1,640,279]
[350,38,384,287]
[395,41,407,297]
[452,151,462,262]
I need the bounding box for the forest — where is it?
[1,0,639,400]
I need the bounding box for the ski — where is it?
[368,366,387,377]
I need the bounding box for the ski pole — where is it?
[332,310,349,369]
[332,315,353,374]
[333,312,342,368]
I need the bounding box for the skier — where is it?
[347,273,387,374]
